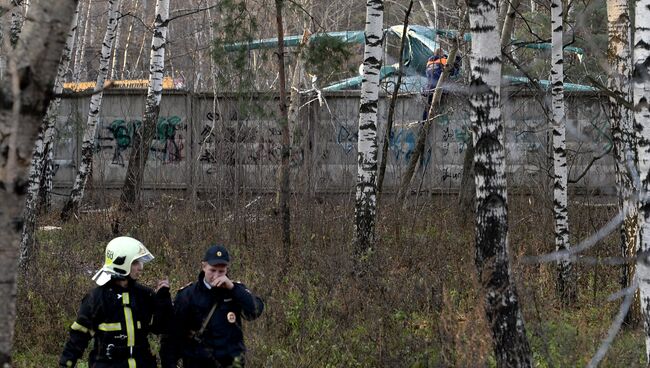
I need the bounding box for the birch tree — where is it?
[61,0,121,221]
[120,0,169,209]
[73,0,92,82]
[633,0,650,359]
[110,0,123,80]
[606,0,637,321]
[551,0,575,303]
[468,0,533,363]
[377,1,413,196]
[355,0,384,257]
[19,2,80,268]
[287,1,313,197]
[9,0,27,47]
[274,0,292,253]
[121,0,139,78]
[0,0,79,363]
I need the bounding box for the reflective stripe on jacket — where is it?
[59,279,172,368]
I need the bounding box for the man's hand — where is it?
[214,275,234,290]
[156,278,170,292]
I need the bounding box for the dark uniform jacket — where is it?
[59,279,172,368]
[160,272,264,368]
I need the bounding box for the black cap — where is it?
[203,244,230,265]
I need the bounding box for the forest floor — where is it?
[12,191,645,367]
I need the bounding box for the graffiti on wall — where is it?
[336,124,358,154]
[197,111,305,167]
[96,116,185,166]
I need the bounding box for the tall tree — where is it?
[61,0,121,221]
[9,0,27,47]
[460,0,521,222]
[73,0,92,82]
[606,0,637,323]
[633,0,650,359]
[0,0,79,363]
[121,0,139,78]
[110,0,123,80]
[468,0,533,363]
[274,0,292,254]
[287,0,313,196]
[355,0,384,257]
[120,0,169,209]
[377,0,413,197]
[551,0,576,303]
[19,1,80,268]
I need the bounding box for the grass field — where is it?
[12,192,646,367]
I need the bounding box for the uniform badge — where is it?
[227,312,236,323]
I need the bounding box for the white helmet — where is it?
[92,236,154,286]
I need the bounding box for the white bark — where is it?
[62,0,120,220]
[73,0,92,82]
[500,0,521,48]
[355,0,384,255]
[110,0,123,79]
[19,1,80,266]
[634,0,650,360]
[607,0,637,306]
[469,0,532,363]
[418,0,434,28]
[9,0,26,47]
[120,0,168,207]
[121,0,138,78]
[551,0,574,301]
[0,0,78,363]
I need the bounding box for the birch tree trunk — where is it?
[355,0,384,257]
[9,0,27,47]
[460,0,519,222]
[633,0,650,359]
[377,1,413,197]
[606,0,637,324]
[418,0,434,28]
[274,0,292,253]
[61,0,120,221]
[500,0,521,48]
[110,0,123,80]
[120,0,169,209]
[551,0,576,304]
[468,0,533,363]
[0,0,78,363]
[73,0,92,82]
[19,2,80,268]
[287,26,310,193]
[121,0,138,78]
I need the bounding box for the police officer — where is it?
[59,236,172,368]
[161,244,264,368]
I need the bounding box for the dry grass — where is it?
[12,191,645,367]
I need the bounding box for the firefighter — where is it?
[59,236,172,368]
[160,244,264,368]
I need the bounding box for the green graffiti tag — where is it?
[106,116,184,165]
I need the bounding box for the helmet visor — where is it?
[135,253,154,264]
[134,244,154,264]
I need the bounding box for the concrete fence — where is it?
[51,89,613,196]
